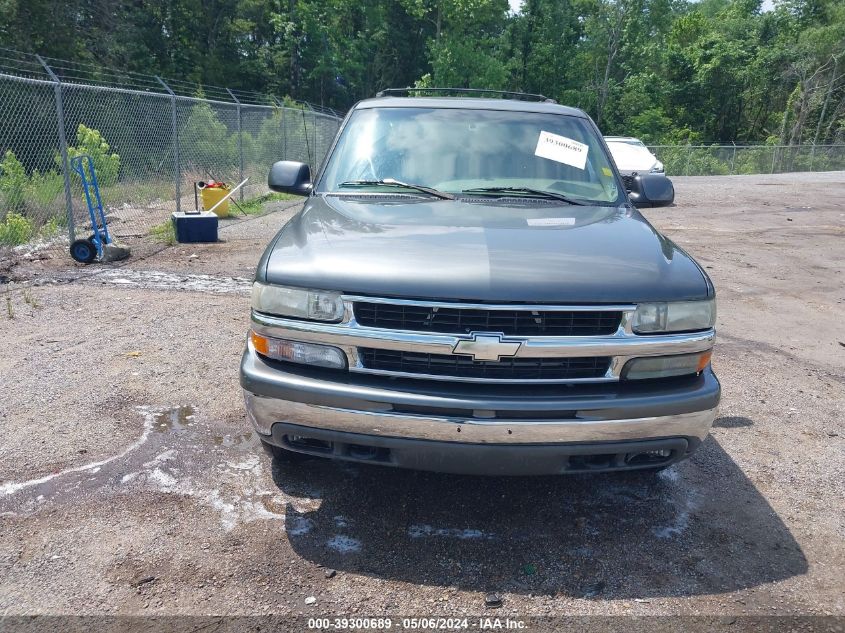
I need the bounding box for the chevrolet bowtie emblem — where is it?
[452,333,522,362]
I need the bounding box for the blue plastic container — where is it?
[172,211,218,243]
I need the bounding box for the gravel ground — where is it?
[0,173,843,624]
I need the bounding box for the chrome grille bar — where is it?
[251,295,715,384]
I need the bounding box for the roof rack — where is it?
[375,87,556,103]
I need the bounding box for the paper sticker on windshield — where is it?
[534,131,588,170]
[527,217,575,226]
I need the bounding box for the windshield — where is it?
[318,107,622,204]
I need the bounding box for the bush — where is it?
[0,150,28,212]
[735,147,777,175]
[60,124,121,186]
[0,151,68,245]
[0,211,34,246]
[653,145,731,176]
[28,169,65,206]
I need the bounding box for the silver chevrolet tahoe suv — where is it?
[240,89,719,476]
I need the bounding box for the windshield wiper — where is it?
[338,178,454,200]
[461,186,586,205]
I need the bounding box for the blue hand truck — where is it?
[69,155,113,263]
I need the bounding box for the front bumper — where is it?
[240,347,720,475]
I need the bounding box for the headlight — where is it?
[623,351,712,380]
[251,331,347,369]
[632,299,715,334]
[252,282,344,322]
[650,161,664,173]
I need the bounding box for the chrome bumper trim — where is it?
[244,391,717,444]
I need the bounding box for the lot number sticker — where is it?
[534,131,589,170]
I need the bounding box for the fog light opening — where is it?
[625,449,673,466]
[568,454,614,470]
[346,444,390,462]
[285,435,333,453]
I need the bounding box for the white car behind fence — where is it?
[605,136,664,175]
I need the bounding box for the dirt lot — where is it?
[0,173,843,624]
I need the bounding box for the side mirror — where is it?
[625,173,674,208]
[268,161,312,196]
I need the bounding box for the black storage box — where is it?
[172,211,218,243]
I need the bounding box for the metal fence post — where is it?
[771,146,777,174]
[730,142,737,175]
[301,108,313,169]
[272,97,287,161]
[283,108,288,161]
[156,76,181,213]
[809,143,815,172]
[685,144,692,176]
[226,89,244,201]
[36,55,75,242]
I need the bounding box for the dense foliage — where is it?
[0,0,843,143]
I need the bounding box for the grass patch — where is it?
[105,179,170,206]
[149,219,176,245]
[237,192,299,215]
[23,289,40,309]
[39,216,65,240]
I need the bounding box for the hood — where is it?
[259,195,709,303]
[607,142,658,172]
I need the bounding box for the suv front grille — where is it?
[358,348,611,380]
[353,302,622,336]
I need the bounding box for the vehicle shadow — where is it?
[268,435,806,598]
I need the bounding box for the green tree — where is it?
[181,101,232,171]
[2,0,844,146]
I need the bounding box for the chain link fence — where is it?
[647,144,845,177]
[3,47,844,261]
[0,48,342,261]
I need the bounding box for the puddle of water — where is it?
[1,403,296,533]
[153,405,195,433]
